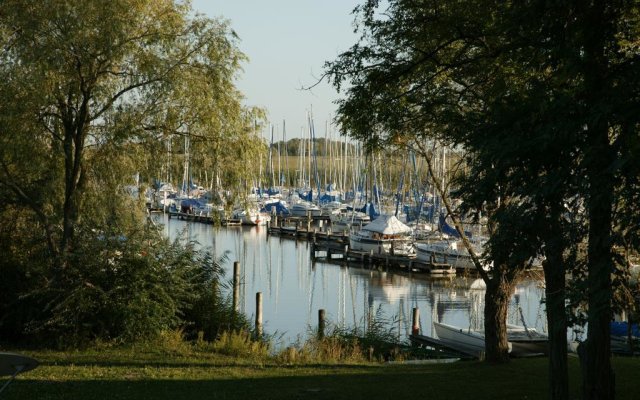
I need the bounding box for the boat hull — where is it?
[290,202,322,217]
[349,234,412,255]
[415,242,479,270]
[433,322,513,355]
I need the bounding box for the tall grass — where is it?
[276,308,409,364]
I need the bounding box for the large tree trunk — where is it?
[584,154,615,400]
[483,273,514,363]
[543,218,569,400]
[578,2,615,397]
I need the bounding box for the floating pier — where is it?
[167,211,241,226]
[308,236,455,275]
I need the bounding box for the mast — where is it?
[278,121,282,189]
[269,123,275,189]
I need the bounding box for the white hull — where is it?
[242,213,271,226]
[415,241,483,270]
[330,212,370,234]
[233,209,271,226]
[290,202,322,217]
[433,322,512,354]
[349,233,412,255]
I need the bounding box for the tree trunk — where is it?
[579,1,615,396]
[543,222,569,400]
[483,274,513,363]
[584,160,614,400]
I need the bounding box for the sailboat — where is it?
[414,214,490,270]
[349,214,413,255]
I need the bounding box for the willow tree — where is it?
[0,0,252,266]
[0,1,260,342]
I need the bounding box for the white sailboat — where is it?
[290,200,322,217]
[349,214,413,255]
[232,207,271,226]
[414,238,488,270]
[330,210,370,234]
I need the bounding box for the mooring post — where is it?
[318,309,326,339]
[255,292,263,338]
[232,261,240,314]
[412,307,420,335]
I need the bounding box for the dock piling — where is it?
[318,309,326,339]
[255,292,263,338]
[412,308,420,335]
[232,261,240,314]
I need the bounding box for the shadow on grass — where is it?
[3,357,639,400]
[3,367,479,400]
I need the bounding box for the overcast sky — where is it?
[192,0,361,140]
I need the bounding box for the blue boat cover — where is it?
[439,214,473,239]
[611,321,640,337]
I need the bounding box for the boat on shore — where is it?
[433,321,548,357]
[433,321,507,355]
[505,324,549,356]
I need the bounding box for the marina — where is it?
[156,213,548,347]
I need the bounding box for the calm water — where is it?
[156,214,547,345]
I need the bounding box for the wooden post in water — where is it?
[232,261,240,315]
[412,308,420,335]
[318,309,326,339]
[255,292,263,338]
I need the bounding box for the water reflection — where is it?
[157,215,547,344]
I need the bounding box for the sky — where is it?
[191,0,362,140]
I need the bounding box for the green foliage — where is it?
[0,217,249,347]
[0,0,260,348]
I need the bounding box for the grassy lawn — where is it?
[2,347,639,400]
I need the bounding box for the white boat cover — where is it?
[361,214,412,235]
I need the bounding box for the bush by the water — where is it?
[0,221,247,347]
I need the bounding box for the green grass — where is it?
[2,346,639,400]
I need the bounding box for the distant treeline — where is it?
[269,138,357,157]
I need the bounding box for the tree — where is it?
[326,0,534,364]
[0,0,258,343]
[326,1,639,398]
[0,0,252,263]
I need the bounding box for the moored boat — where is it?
[290,201,322,217]
[349,214,413,255]
[232,208,271,226]
[414,238,489,270]
[330,211,370,234]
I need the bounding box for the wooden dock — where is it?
[310,241,455,274]
[167,211,242,226]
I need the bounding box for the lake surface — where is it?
[156,214,547,346]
